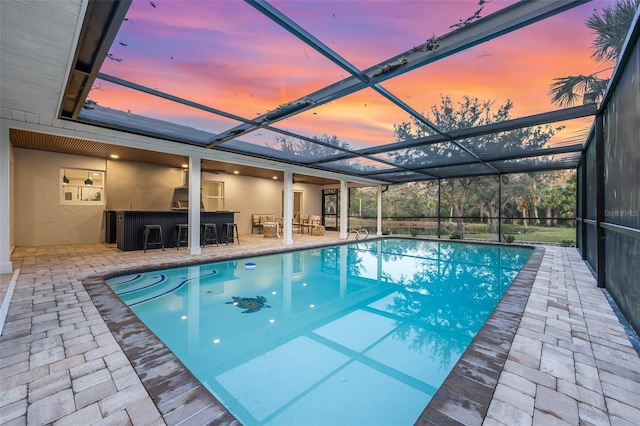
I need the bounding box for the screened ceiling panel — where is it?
[380,2,616,120]
[218,128,351,163]
[273,87,427,150]
[372,141,474,169]
[541,116,594,146]
[455,116,593,160]
[99,0,348,121]
[270,0,517,70]
[362,170,434,183]
[418,162,497,179]
[60,0,630,185]
[317,156,397,175]
[490,151,582,173]
[79,104,218,147]
[83,78,244,138]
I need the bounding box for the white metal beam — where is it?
[340,180,349,239]
[188,154,202,255]
[283,170,293,245]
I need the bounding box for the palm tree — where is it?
[548,0,639,107]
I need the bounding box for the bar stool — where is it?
[201,223,219,247]
[223,223,240,245]
[143,225,164,253]
[174,224,189,249]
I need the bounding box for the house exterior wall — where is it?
[12,148,323,246]
[204,171,322,235]
[13,148,106,246]
[106,160,186,212]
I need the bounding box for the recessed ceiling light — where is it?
[182,164,189,168]
[110,154,119,159]
[272,176,278,180]
[233,171,239,174]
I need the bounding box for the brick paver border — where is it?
[415,246,544,425]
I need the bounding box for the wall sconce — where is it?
[84,172,93,186]
[63,170,69,185]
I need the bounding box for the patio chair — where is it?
[292,213,303,233]
[300,215,321,234]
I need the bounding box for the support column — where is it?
[377,185,383,236]
[0,122,12,273]
[580,153,588,260]
[595,114,605,288]
[340,180,349,239]
[188,155,201,255]
[283,171,293,245]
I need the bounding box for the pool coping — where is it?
[82,239,544,426]
[416,244,545,425]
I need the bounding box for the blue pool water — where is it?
[107,239,532,425]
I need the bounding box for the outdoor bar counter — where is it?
[114,210,236,251]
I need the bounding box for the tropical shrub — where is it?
[450,231,464,239]
[560,239,575,247]
[503,233,515,243]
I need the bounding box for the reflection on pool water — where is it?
[107,238,532,426]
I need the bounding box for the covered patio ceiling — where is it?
[60,0,615,184]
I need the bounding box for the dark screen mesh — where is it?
[605,231,640,333]
[603,49,640,231]
[601,37,640,335]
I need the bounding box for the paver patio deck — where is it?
[1,233,638,425]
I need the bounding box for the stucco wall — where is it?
[12,148,324,245]
[13,148,106,246]
[205,171,322,234]
[106,160,185,211]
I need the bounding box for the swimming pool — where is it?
[105,238,533,425]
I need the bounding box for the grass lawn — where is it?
[461,225,576,244]
[353,218,577,245]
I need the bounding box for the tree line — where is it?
[349,170,576,233]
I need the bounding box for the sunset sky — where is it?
[89,0,620,152]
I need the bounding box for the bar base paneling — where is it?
[114,211,236,251]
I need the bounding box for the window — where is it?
[60,169,105,205]
[202,180,224,211]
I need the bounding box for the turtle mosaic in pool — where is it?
[226,295,271,313]
[106,239,533,425]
